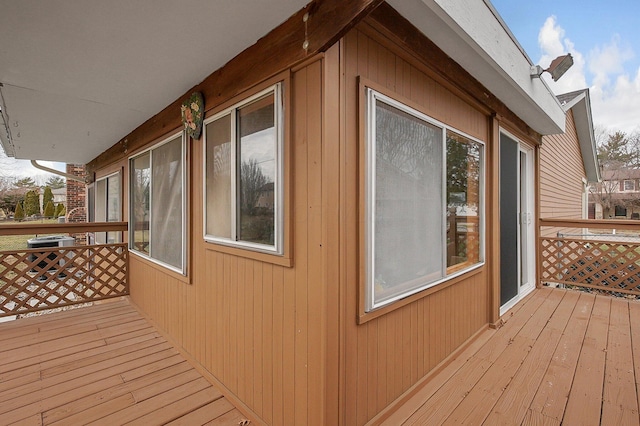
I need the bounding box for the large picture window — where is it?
[203,83,283,254]
[129,132,186,273]
[365,88,484,311]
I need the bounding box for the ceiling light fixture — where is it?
[530,53,574,81]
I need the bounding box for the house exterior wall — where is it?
[539,110,587,237]
[121,60,332,426]
[89,7,544,426]
[339,23,491,424]
[589,168,640,219]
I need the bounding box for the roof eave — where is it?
[387,0,565,135]
[563,90,601,182]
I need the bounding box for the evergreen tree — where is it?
[598,131,634,168]
[13,177,37,189]
[43,200,55,218]
[54,203,65,218]
[23,190,40,216]
[45,176,66,189]
[43,186,54,211]
[14,202,24,222]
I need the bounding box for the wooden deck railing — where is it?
[539,218,640,296]
[0,222,128,317]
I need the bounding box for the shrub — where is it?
[23,190,40,216]
[14,202,24,221]
[43,186,54,211]
[43,200,55,218]
[55,203,65,218]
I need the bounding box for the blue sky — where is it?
[492,0,640,135]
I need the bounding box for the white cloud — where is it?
[0,147,66,182]
[537,16,640,134]
[538,16,565,58]
[537,16,587,94]
[588,35,634,88]
[590,67,640,134]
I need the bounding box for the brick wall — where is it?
[65,164,86,223]
[65,164,87,244]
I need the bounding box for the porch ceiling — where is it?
[0,0,566,166]
[0,0,308,164]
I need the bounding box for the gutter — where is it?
[30,160,85,183]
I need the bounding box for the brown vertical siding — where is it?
[340,26,490,424]
[540,110,586,236]
[128,58,331,425]
[104,16,527,425]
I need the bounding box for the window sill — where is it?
[358,264,485,325]
[129,250,191,284]
[203,240,292,268]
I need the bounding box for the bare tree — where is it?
[240,158,269,216]
[590,177,619,218]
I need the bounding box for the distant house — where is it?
[37,187,66,213]
[51,187,65,204]
[589,168,640,219]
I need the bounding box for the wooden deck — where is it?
[0,298,249,425]
[382,287,640,425]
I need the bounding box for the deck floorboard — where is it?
[0,298,250,425]
[382,287,640,425]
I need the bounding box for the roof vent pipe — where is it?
[30,160,85,183]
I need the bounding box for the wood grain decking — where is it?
[382,287,640,426]
[0,298,248,425]
[3,287,639,425]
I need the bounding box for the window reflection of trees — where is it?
[446,132,481,267]
[375,102,440,178]
[373,102,443,303]
[132,158,150,254]
[205,90,279,248]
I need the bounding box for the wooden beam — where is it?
[366,3,542,143]
[87,0,384,177]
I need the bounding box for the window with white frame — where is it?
[129,132,186,273]
[203,83,283,254]
[365,88,484,311]
[94,172,122,244]
[624,180,635,191]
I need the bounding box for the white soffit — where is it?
[387,0,566,135]
[0,0,308,164]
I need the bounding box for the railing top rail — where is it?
[0,221,128,236]
[0,242,128,256]
[540,218,640,231]
[541,235,640,244]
